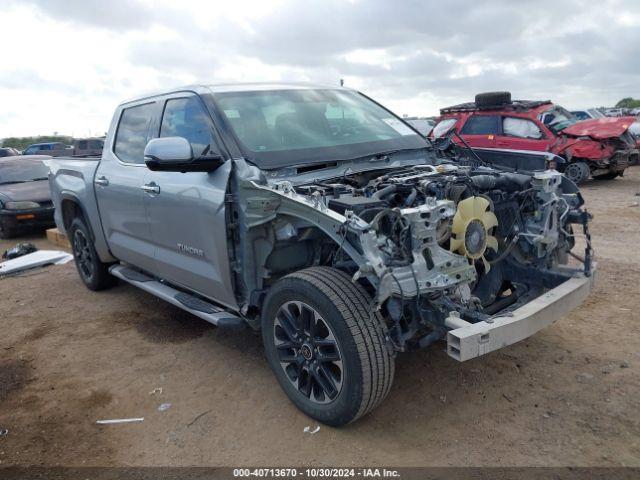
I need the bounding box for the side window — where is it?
[461,115,500,135]
[114,103,155,164]
[89,140,104,149]
[78,140,88,150]
[502,117,543,139]
[160,97,214,156]
[573,111,588,121]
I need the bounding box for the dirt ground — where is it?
[1,168,639,467]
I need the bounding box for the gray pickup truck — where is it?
[47,83,595,426]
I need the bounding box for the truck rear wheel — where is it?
[69,217,115,291]
[261,267,394,426]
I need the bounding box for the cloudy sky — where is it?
[1,0,639,138]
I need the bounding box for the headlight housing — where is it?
[3,201,40,210]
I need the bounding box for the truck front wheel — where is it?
[69,217,115,291]
[261,267,395,426]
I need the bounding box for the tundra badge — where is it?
[177,243,204,257]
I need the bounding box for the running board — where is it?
[109,265,245,329]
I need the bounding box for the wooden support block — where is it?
[46,228,71,249]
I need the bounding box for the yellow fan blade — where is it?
[482,211,499,230]
[482,255,491,273]
[450,237,464,253]
[452,214,466,235]
[458,197,475,221]
[486,235,499,252]
[473,196,490,218]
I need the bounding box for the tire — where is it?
[475,91,511,109]
[69,217,115,291]
[261,267,394,426]
[0,220,17,239]
[564,161,590,184]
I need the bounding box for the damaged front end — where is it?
[231,158,594,358]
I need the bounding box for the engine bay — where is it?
[285,162,593,351]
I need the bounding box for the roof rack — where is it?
[440,99,552,115]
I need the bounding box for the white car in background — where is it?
[404,117,435,136]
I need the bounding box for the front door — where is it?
[143,95,237,309]
[495,116,550,152]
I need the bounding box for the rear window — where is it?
[114,103,155,164]
[461,115,500,135]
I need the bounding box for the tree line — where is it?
[1,135,74,151]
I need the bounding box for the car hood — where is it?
[561,117,635,139]
[0,180,52,204]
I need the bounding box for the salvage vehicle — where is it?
[433,92,638,184]
[0,147,21,157]
[72,137,105,156]
[0,156,55,238]
[47,84,595,426]
[570,109,605,121]
[404,117,435,136]
[23,142,71,157]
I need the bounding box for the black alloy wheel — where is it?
[273,300,344,404]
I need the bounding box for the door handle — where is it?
[141,182,160,194]
[94,176,109,187]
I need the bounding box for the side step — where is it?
[109,265,245,329]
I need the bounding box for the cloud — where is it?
[1,0,640,137]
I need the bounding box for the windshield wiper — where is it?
[0,180,28,185]
[30,177,49,181]
[368,147,427,161]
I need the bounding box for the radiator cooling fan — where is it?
[449,196,499,272]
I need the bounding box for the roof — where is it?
[440,99,552,115]
[122,82,351,105]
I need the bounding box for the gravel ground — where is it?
[0,167,639,467]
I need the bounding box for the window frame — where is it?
[112,101,157,166]
[158,95,218,158]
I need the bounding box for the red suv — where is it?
[432,92,638,183]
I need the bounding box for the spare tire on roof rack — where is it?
[475,91,512,109]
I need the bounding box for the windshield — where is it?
[540,106,577,133]
[213,89,427,169]
[0,159,50,184]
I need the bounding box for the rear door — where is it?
[495,116,550,152]
[459,114,500,148]
[143,93,237,309]
[94,101,159,273]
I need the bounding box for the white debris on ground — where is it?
[0,250,72,276]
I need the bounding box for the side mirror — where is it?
[144,137,222,172]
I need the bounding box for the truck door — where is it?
[143,94,237,309]
[94,101,158,274]
[458,114,500,148]
[496,116,550,152]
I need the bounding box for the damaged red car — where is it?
[432,92,638,183]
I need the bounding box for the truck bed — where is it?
[44,157,114,262]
